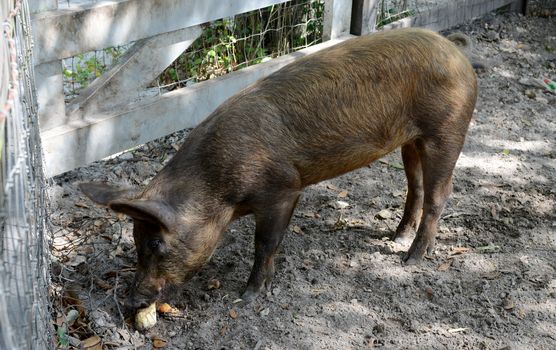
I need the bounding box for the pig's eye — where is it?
[147,239,163,251]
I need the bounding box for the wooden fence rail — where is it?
[30,0,526,177]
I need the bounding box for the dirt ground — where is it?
[49,11,556,350]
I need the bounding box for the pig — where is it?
[80,27,477,309]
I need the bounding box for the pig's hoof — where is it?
[239,290,259,306]
[392,225,414,245]
[402,253,424,266]
[402,238,434,265]
[393,234,412,246]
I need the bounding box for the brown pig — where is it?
[80,28,477,308]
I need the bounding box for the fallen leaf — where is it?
[207,278,221,290]
[82,335,101,350]
[476,245,501,253]
[68,336,81,347]
[292,225,303,234]
[437,259,453,271]
[448,327,468,333]
[424,286,434,300]
[490,204,499,220]
[82,246,95,254]
[503,298,515,310]
[75,202,89,208]
[392,190,404,198]
[389,162,404,170]
[376,209,392,220]
[502,149,510,155]
[338,190,348,198]
[260,308,270,316]
[100,234,113,241]
[62,288,86,316]
[450,247,471,255]
[55,314,65,327]
[109,246,124,259]
[152,336,167,348]
[68,254,86,267]
[336,200,349,209]
[117,329,131,342]
[65,309,79,327]
[94,277,112,291]
[229,308,238,319]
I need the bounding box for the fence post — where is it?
[350,0,379,35]
[28,0,56,13]
[66,26,202,121]
[30,0,65,131]
[323,0,353,40]
[510,0,528,14]
[34,61,66,131]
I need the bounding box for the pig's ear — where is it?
[108,199,176,231]
[79,182,139,206]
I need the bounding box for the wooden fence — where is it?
[30,0,527,176]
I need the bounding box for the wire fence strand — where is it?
[0,0,52,349]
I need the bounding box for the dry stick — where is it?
[304,4,308,49]
[113,272,126,326]
[241,15,250,67]
[484,295,502,327]
[291,4,298,52]
[252,6,274,63]
[276,5,284,56]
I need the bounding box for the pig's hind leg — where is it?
[241,192,300,304]
[403,135,464,265]
[393,142,424,245]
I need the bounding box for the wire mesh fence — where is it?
[60,0,469,99]
[0,1,52,349]
[155,0,325,92]
[376,0,450,27]
[61,0,326,98]
[62,46,128,101]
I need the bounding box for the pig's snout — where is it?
[127,274,165,310]
[127,290,159,310]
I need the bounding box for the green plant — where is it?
[63,46,125,95]
[62,1,325,94]
[158,0,325,89]
[376,0,413,28]
[63,54,104,88]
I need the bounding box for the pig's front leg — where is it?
[241,192,300,304]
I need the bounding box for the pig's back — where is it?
[185,28,477,189]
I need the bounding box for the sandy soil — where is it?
[49,11,556,350]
